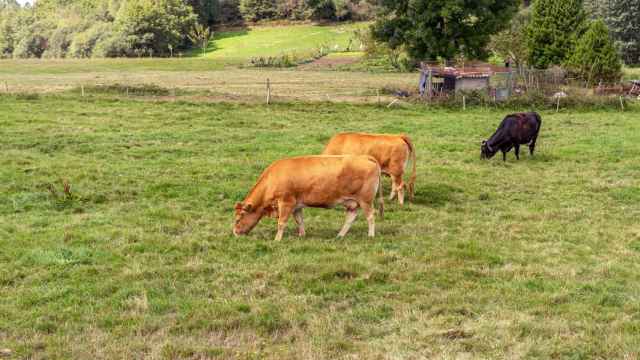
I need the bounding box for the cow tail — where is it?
[378,167,384,220]
[402,135,417,201]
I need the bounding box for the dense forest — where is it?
[0,0,377,58]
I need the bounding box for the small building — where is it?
[419,62,511,99]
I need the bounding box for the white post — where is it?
[266,78,271,105]
[81,85,85,97]
[619,96,625,111]
[463,95,466,111]
[556,96,561,113]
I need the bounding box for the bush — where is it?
[92,30,131,58]
[0,11,16,58]
[566,20,622,85]
[416,89,628,111]
[69,23,112,58]
[13,31,47,58]
[42,27,75,59]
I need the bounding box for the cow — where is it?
[481,112,542,162]
[233,155,384,241]
[321,133,417,205]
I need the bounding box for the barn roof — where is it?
[420,62,509,79]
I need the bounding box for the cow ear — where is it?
[482,140,486,145]
[243,203,253,212]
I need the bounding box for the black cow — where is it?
[481,112,542,161]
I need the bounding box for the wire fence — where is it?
[2,68,639,110]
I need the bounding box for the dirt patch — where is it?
[298,55,361,70]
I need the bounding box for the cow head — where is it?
[233,202,278,237]
[480,140,497,160]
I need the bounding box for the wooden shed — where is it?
[419,62,511,99]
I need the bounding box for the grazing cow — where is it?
[321,133,417,205]
[233,155,384,241]
[481,112,542,162]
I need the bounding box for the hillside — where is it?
[194,23,366,62]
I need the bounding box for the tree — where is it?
[372,0,519,61]
[566,20,622,84]
[218,0,243,24]
[489,5,531,67]
[0,6,18,57]
[188,23,213,57]
[116,0,197,56]
[240,0,277,21]
[526,0,587,69]
[586,0,640,65]
[187,0,219,26]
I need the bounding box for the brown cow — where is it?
[322,133,417,205]
[233,155,384,241]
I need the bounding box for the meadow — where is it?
[194,23,365,61]
[1,93,640,359]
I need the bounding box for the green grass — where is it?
[0,58,227,75]
[623,66,640,80]
[195,23,365,61]
[1,95,640,358]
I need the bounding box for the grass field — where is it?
[1,94,640,359]
[0,65,416,103]
[196,23,364,61]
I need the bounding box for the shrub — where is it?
[69,24,112,58]
[42,27,75,59]
[566,20,622,85]
[92,30,131,58]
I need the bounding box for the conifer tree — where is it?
[567,19,622,84]
[526,0,587,68]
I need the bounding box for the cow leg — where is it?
[337,208,358,238]
[361,203,376,237]
[275,201,295,241]
[388,175,397,201]
[514,144,520,160]
[390,173,405,205]
[293,208,305,237]
[529,137,538,156]
[502,151,507,162]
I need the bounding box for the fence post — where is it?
[4,81,7,93]
[377,89,380,106]
[556,97,561,113]
[462,95,466,111]
[81,85,85,97]
[266,78,271,105]
[619,96,625,111]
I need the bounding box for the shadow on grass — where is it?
[187,27,250,57]
[412,183,463,207]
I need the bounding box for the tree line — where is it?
[0,0,638,83]
[485,0,637,83]
[0,0,377,59]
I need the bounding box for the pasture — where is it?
[193,23,364,61]
[2,94,640,359]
